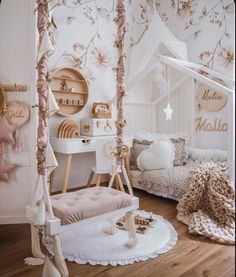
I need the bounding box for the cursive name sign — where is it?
[6,101,30,128]
[196,117,228,132]
[198,85,228,112]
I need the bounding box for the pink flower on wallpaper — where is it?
[72,42,85,54]
[90,47,112,71]
[217,46,234,67]
[178,0,197,17]
[160,12,168,23]
[63,52,83,69]
[199,50,212,61]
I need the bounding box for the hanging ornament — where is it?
[0,154,18,182]
[4,84,30,152]
[0,89,17,145]
[6,101,30,128]
[163,65,173,121]
[0,143,18,182]
[163,102,173,120]
[0,115,16,144]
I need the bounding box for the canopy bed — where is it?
[25,1,139,276]
[125,9,235,184]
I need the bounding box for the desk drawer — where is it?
[50,138,96,154]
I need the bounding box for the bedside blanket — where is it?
[177,162,235,245]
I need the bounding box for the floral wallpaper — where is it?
[50,0,234,88]
[128,0,235,77]
[50,0,117,85]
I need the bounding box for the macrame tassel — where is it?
[12,129,23,152]
[24,257,45,266]
[24,224,45,265]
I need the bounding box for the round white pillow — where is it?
[137,139,175,171]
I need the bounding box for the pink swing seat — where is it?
[51,187,133,225]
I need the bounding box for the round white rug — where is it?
[43,210,177,266]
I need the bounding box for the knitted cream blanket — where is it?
[176,162,235,245]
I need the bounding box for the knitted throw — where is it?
[177,162,235,245]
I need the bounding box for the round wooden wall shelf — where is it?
[49,68,89,116]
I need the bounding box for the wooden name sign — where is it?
[6,101,30,128]
[196,117,228,132]
[198,84,228,112]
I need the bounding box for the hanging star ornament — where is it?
[0,154,17,182]
[163,102,173,121]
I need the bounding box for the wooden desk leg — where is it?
[49,169,56,195]
[124,154,132,186]
[49,153,57,195]
[87,171,95,187]
[114,175,120,190]
[116,174,125,192]
[96,174,101,187]
[62,154,72,193]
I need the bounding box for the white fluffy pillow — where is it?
[137,139,175,171]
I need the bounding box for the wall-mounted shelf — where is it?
[52,89,88,95]
[53,76,86,83]
[49,67,89,116]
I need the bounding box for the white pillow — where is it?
[134,131,154,141]
[137,139,175,171]
[187,147,227,162]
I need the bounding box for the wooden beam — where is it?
[0,83,27,92]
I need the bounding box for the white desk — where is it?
[50,135,133,192]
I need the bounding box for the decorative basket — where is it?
[92,102,111,119]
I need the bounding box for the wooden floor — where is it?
[0,189,235,277]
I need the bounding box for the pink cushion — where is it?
[51,187,132,225]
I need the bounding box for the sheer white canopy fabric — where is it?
[127,9,188,89]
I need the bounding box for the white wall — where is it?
[0,0,37,223]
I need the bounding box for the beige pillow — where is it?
[170,138,188,166]
[130,139,153,170]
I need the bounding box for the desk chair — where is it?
[86,138,125,191]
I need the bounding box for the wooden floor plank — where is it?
[0,189,234,277]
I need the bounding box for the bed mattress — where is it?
[130,161,200,201]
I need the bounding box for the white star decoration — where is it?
[163,102,173,120]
